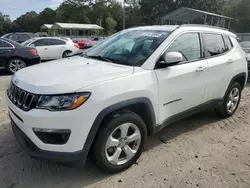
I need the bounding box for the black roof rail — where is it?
[180,24,229,31]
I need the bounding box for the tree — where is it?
[105,17,117,35]
[38,8,56,25]
[0,12,13,36]
[226,0,250,32]
[14,11,39,32]
[139,0,225,25]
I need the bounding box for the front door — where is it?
[155,32,208,124]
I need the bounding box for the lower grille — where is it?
[7,82,39,111]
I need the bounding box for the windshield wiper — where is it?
[85,55,114,63]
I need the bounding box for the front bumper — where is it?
[6,89,96,154]
[11,119,86,162]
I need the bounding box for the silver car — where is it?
[240,41,250,61]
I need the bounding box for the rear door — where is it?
[31,39,50,60]
[48,39,67,59]
[202,33,233,100]
[0,39,14,68]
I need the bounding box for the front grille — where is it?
[7,82,39,111]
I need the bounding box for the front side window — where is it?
[32,39,50,46]
[85,30,170,66]
[203,33,226,57]
[166,32,201,62]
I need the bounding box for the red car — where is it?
[72,38,95,49]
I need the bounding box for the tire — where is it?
[7,58,26,75]
[216,82,242,118]
[62,51,71,58]
[92,111,147,173]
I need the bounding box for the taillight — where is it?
[74,43,80,48]
[30,49,38,55]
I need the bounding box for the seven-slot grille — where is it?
[7,82,38,111]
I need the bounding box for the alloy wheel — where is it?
[105,123,141,166]
[227,87,240,114]
[9,59,26,73]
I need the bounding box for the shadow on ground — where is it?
[0,109,222,188]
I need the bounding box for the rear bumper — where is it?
[11,119,87,163]
[26,56,40,66]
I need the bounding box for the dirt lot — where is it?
[0,74,250,188]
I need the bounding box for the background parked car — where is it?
[240,41,250,61]
[36,32,48,37]
[0,38,40,74]
[22,37,81,61]
[72,38,95,49]
[240,41,250,80]
[1,32,39,43]
[92,36,105,43]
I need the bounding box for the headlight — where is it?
[36,93,90,111]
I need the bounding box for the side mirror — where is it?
[29,44,36,48]
[160,52,183,65]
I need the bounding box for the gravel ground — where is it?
[0,74,250,188]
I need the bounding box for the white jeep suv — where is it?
[6,25,247,173]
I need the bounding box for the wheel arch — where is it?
[82,97,156,163]
[225,73,247,95]
[5,56,26,73]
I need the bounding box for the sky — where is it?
[0,0,64,20]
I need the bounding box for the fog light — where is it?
[33,128,70,133]
[33,128,71,145]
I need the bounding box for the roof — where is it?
[128,24,236,37]
[51,23,103,30]
[128,25,180,31]
[161,7,233,23]
[179,24,236,37]
[41,24,53,29]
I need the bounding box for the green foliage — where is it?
[1,0,250,35]
[105,17,117,35]
[225,0,250,32]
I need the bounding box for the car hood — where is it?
[13,56,134,94]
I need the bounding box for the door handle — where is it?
[195,66,206,72]
[227,59,234,63]
[44,48,48,50]
[3,50,11,53]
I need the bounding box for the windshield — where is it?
[21,38,36,46]
[240,41,250,48]
[85,30,170,66]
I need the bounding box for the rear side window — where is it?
[33,39,50,46]
[224,36,233,51]
[0,40,12,48]
[203,33,226,57]
[167,32,201,61]
[49,39,66,45]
